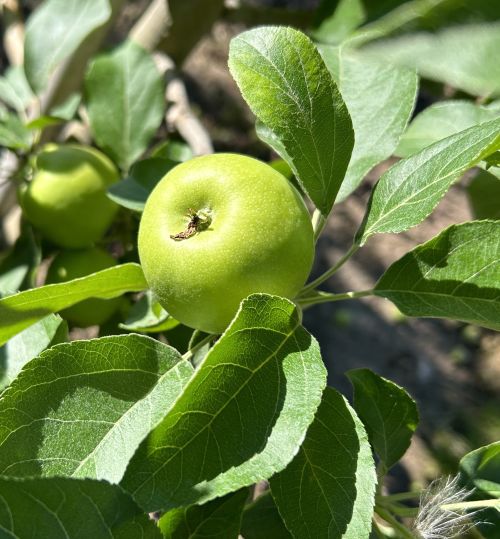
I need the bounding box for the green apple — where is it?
[19,144,119,248]
[46,247,121,327]
[138,153,314,334]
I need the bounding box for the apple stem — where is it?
[170,209,212,241]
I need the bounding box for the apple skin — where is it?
[19,144,119,248]
[46,247,121,327]
[138,153,314,334]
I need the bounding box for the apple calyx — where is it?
[170,207,212,241]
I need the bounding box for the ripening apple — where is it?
[138,153,314,334]
[46,247,121,327]
[19,144,119,248]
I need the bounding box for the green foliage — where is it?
[363,23,500,97]
[356,117,500,244]
[240,492,291,539]
[159,489,249,539]
[375,221,500,329]
[0,263,147,345]
[0,335,192,482]
[2,4,500,536]
[467,170,500,220]
[24,0,112,93]
[396,100,500,157]
[0,476,161,538]
[347,369,418,470]
[0,313,66,390]
[108,158,177,212]
[121,294,326,511]
[271,387,376,539]
[319,46,417,200]
[85,41,165,170]
[229,26,353,216]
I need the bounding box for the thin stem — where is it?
[296,289,373,308]
[311,208,327,242]
[299,243,360,296]
[441,499,500,511]
[182,333,214,361]
[375,507,417,539]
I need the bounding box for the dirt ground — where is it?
[183,21,500,489]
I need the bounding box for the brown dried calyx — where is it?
[170,208,212,241]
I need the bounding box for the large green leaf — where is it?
[0,263,147,346]
[356,117,500,244]
[319,46,417,200]
[346,369,418,471]
[467,170,500,220]
[229,26,353,216]
[271,387,376,539]
[362,23,500,98]
[397,100,500,157]
[460,442,500,498]
[374,221,500,330]
[121,294,327,511]
[86,40,165,170]
[159,489,249,539]
[0,476,160,538]
[0,334,193,483]
[0,314,66,390]
[24,0,112,93]
[241,492,292,539]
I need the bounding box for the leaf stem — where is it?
[440,499,500,511]
[311,208,327,242]
[299,243,360,296]
[375,506,417,539]
[182,333,214,361]
[296,289,373,308]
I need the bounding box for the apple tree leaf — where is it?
[159,489,249,539]
[120,290,179,334]
[229,26,354,216]
[0,476,160,538]
[460,442,500,499]
[241,491,292,539]
[362,23,500,98]
[121,294,327,512]
[346,369,418,471]
[312,0,366,45]
[356,117,500,244]
[319,46,418,201]
[0,334,193,483]
[0,313,67,390]
[24,0,112,93]
[0,263,147,346]
[270,387,376,539]
[85,40,165,170]
[459,442,500,539]
[108,158,177,212]
[374,221,500,330]
[396,100,500,158]
[467,170,500,220]
[0,67,35,113]
[0,112,32,150]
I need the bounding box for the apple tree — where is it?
[0,1,499,538]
